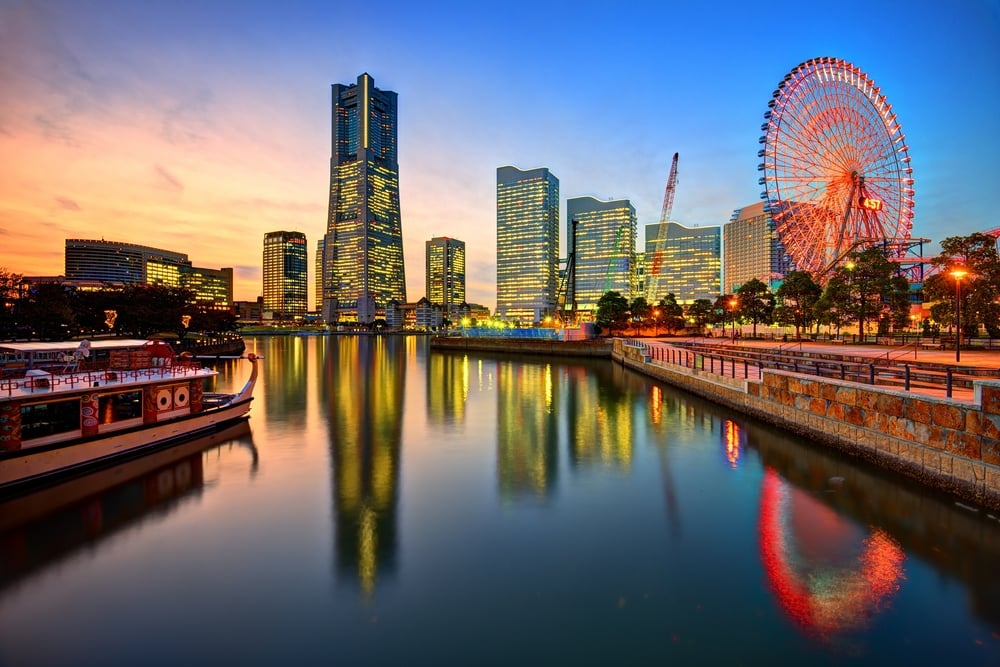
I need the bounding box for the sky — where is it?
[1,0,998,308]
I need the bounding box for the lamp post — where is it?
[951,267,968,363]
[729,297,738,340]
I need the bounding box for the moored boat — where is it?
[0,339,258,495]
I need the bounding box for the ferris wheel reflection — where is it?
[757,467,905,638]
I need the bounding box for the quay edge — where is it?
[429,336,612,358]
[612,340,1000,513]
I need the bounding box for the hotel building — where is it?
[496,166,559,323]
[723,203,794,292]
[263,231,308,319]
[566,196,637,314]
[644,222,721,304]
[425,236,466,321]
[321,73,406,324]
[64,239,232,306]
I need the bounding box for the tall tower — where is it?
[566,196,637,314]
[425,236,466,321]
[263,231,308,319]
[496,166,559,323]
[322,73,406,324]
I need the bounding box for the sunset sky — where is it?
[1,0,997,307]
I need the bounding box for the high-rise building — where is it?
[496,166,559,323]
[644,222,721,304]
[566,196,637,314]
[64,239,232,306]
[314,239,325,313]
[321,73,406,324]
[425,236,466,321]
[263,231,308,320]
[724,203,794,292]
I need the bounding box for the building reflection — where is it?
[495,360,559,499]
[566,364,633,469]
[426,352,469,425]
[0,421,254,591]
[324,336,404,594]
[261,335,309,427]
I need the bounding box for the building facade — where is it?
[723,203,794,292]
[566,196,637,314]
[425,236,466,321]
[263,231,308,319]
[496,166,559,323]
[644,222,721,304]
[320,73,406,324]
[64,239,232,306]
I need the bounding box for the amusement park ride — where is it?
[758,56,926,282]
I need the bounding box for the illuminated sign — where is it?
[859,197,883,211]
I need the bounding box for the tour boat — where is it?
[0,339,258,495]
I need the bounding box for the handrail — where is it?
[886,340,919,363]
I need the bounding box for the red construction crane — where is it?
[647,152,679,301]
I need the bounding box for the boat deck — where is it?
[0,363,216,400]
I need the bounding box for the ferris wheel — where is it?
[758,56,914,277]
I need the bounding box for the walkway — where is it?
[628,337,1000,404]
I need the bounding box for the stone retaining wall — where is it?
[614,340,1000,512]
[430,337,612,358]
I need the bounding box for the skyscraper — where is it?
[724,202,794,292]
[425,236,466,321]
[644,222,721,304]
[496,166,559,323]
[321,73,406,324]
[566,196,637,314]
[263,231,308,320]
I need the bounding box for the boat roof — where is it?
[0,339,151,353]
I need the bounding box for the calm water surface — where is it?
[1,335,998,666]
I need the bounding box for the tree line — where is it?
[0,275,238,341]
[593,233,1000,339]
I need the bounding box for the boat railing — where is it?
[0,361,206,397]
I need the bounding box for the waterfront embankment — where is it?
[429,336,612,357]
[613,338,1000,512]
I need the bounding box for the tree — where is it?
[0,267,23,340]
[114,284,195,338]
[658,293,685,334]
[629,296,651,336]
[923,233,1000,337]
[735,278,775,338]
[686,298,714,335]
[713,294,739,336]
[20,282,76,340]
[826,247,909,341]
[595,291,629,336]
[774,270,822,338]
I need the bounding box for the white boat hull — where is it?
[0,397,253,493]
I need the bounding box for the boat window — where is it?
[98,391,143,424]
[20,399,82,441]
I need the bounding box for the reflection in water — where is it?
[324,336,404,595]
[262,336,309,426]
[426,351,468,425]
[723,419,743,468]
[496,361,559,499]
[567,364,633,468]
[758,467,905,638]
[0,420,256,591]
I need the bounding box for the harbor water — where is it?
[1,335,998,665]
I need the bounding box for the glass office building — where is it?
[321,73,406,324]
[496,166,559,323]
[263,231,308,319]
[566,196,637,314]
[644,222,721,304]
[425,236,466,320]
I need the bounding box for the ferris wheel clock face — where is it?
[758,56,914,276]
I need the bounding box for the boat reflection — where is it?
[0,420,256,590]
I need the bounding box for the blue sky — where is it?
[1,0,998,306]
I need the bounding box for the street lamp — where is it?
[951,267,968,362]
[729,297,738,340]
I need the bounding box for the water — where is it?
[1,335,998,666]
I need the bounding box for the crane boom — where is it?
[647,152,679,302]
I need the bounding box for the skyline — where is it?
[1,1,998,308]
